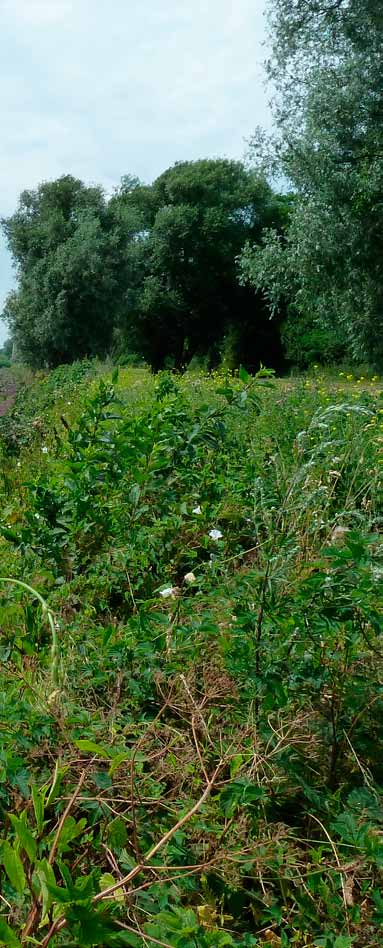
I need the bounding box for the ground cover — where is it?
[0,363,383,947]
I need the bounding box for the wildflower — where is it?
[34,513,40,520]
[159,586,177,599]
[192,505,202,515]
[41,446,48,454]
[16,461,21,468]
[209,528,223,541]
[184,571,196,584]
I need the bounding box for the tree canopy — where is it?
[3,161,288,371]
[2,176,125,367]
[112,159,287,370]
[241,0,383,365]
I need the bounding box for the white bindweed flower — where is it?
[192,505,202,515]
[41,446,49,454]
[184,571,196,584]
[159,586,176,598]
[209,529,223,541]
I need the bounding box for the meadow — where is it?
[0,362,383,947]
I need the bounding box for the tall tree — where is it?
[2,176,126,367]
[114,159,287,370]
[241,0,383,365]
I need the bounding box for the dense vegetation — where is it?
[0,1,382,944]
[1,163,288,372]
[0,361,383,946]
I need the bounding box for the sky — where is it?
[0,0,270,345]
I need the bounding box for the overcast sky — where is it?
[0,0,270,344]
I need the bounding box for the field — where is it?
[0,362,383,947]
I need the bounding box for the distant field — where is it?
[0,362,382,947]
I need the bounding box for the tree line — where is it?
[1,162,289,371]
[2,0,382,371]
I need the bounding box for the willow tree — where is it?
[241,0,383,365]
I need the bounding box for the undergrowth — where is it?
[0,363,383,946]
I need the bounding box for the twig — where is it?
[38,758,225,946]
[309,812,350,931]
[115,920,174,948]
[94,759,224,901]
[49,768,88,865]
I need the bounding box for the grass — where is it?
[0,362,382,947]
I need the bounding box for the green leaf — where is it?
[8,812,37,863]
[46,762,69,807]
[74,740,112,759]
[99,872,124,902]
[0,840,26,894]
[219,780,266,817]
[107,817,128,849]
[109,934,140,947]
[55,816,88,853]
[34,859,57,921]
[108,753,131,777]
[31,785,45,835]
[0,919,22,947]
[239,365,251,383]
[66,904,114,945]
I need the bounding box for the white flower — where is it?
[159,586,176,598]
[34,513,40,520]
[41,446,49,454]
[16,461,21,468]
[192,505,202,515]
[184,571,196,584]
[209,529,223,541]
